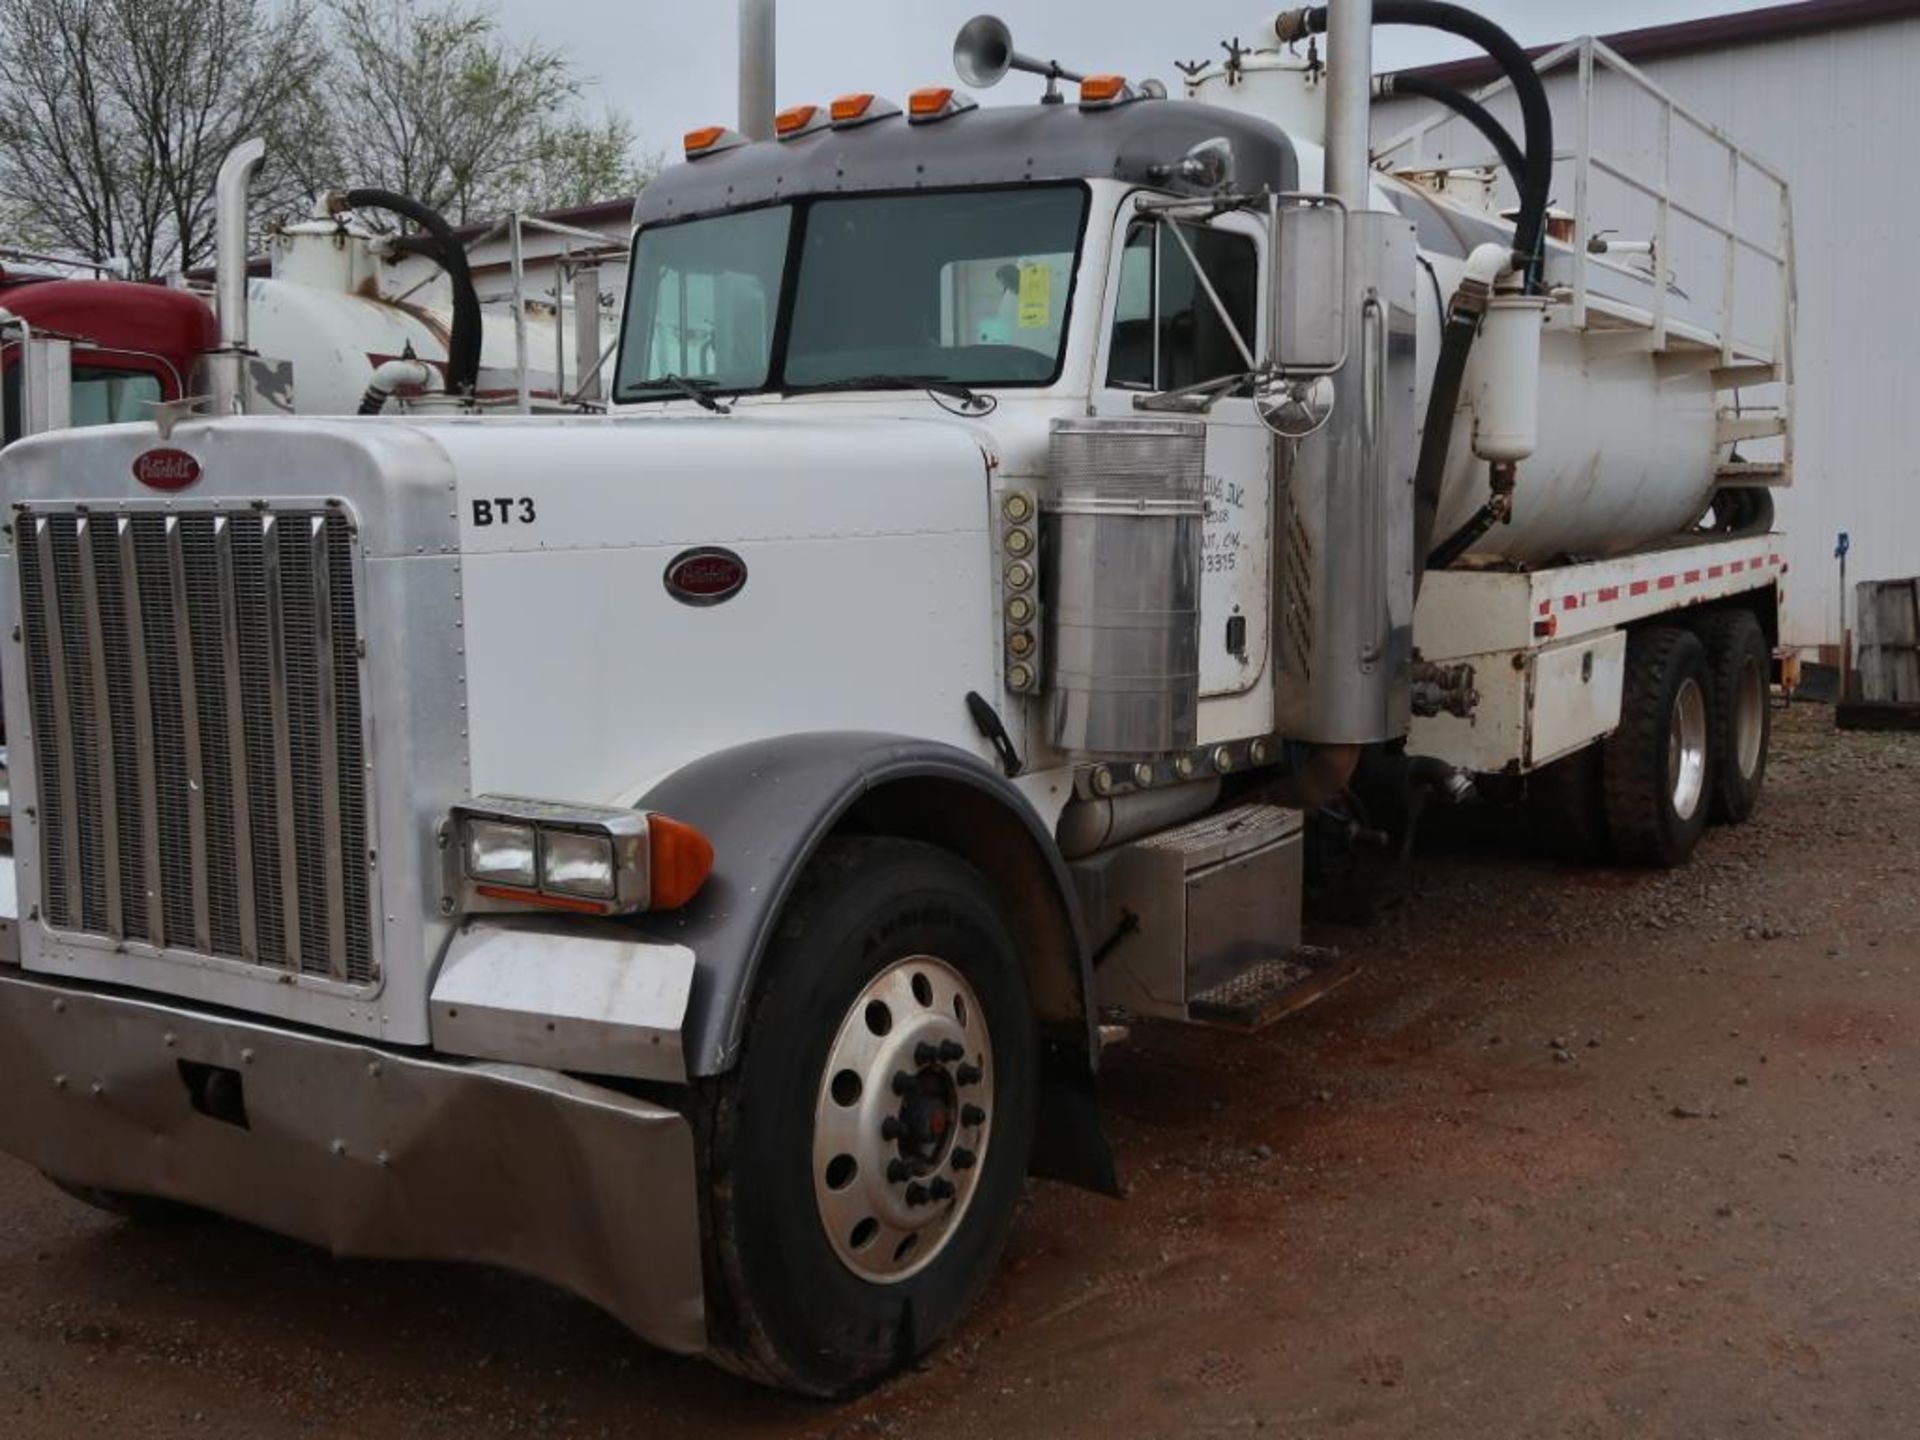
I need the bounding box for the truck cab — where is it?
[618,94,1319,755]
[0,275,215,444]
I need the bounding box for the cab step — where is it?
[1072,802,1338,1029]
[1186,945,1356,1031]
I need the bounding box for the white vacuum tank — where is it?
[1406,218,1721,564]
[1184,25,1724,565]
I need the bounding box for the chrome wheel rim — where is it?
[1734,655,1766,780]
[1668,676,1709,820]
[813,954,993,1284]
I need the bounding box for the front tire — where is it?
[1602,626,1714,867]
[701,837,1036,1396]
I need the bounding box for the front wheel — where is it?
[700,837,1037,1396]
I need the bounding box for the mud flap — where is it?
[1030,1039,1123,1197]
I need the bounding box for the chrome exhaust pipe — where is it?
[209,138,267,416]
[738,0,776,141]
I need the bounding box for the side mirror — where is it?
[1271,198,1348,376]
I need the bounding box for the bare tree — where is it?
[0,0,650,277]
[0,0,326,277]
[315,0,656,225]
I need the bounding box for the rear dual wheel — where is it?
[1535,613,1770,868]
[700,837,1036,1397]
[1603,626,1714,867]
[1693,609,1771,824]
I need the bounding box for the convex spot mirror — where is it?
[1253,373,1336,439]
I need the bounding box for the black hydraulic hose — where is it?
[340,188,481,398]
[1287,2,1554,286]
[1427,499,1500,569]
[1378,72,1527,194]
[1412,300,1479,572]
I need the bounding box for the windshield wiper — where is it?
[625,374,732,413]
[788,374,995,414]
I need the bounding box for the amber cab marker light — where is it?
[473,883,610,917]
[648,814,716,910]
[775,103,819,137]
[1080,74,1129,104]
[830,93,876,123]
[683,125,732,158]
[909,86,954,116]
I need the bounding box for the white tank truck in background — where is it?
[0,0,1792,1397]
[1,139,617,447]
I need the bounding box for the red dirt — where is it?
[3,704,1916,1438]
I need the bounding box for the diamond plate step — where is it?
[1184,945,1356,1031]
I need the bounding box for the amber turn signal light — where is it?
[648,814,715,910]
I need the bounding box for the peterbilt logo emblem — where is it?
[664,547,747,606]
[132,448,201,491]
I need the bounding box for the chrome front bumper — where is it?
[0,971,706,1354]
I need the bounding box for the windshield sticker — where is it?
[1017,263,1052,329]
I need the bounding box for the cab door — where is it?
[1091,203,1273,740]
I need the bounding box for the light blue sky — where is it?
[494,0,1756,156]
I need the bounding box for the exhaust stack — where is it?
[208,137,267,417]
[1323,0,1373,206]
[739,0,776,141]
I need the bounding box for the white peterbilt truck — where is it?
[0,1,1792,1397]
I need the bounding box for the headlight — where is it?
[466,818,536,887]
[446,796,713,917]
[542,829,616,899]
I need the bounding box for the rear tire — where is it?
[1692,609,1771,824]
[700,837,1037,1397]
[1602,626,1714,867]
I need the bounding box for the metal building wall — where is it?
[1373,13,1920,650]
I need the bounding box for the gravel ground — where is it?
[2,702,1916,1438]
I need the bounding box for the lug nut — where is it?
[951,1147,977,1170]
[955,1063,982,1087]
[961,1104,987,1127]
[887,1158,910,1185]
[891,1070,915,1096]
[939,1040,965,1062]
[915,1041,940,1066]
[881,1116,902,1141]
[905,1182,930,1207]
[928,1177,956,1202]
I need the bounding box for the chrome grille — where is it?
[17,508,375,985]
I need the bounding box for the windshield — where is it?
[614,185,1088,402]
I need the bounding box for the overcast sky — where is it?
[489,0,1756,158]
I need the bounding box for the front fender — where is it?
[635,732,1095,1079]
